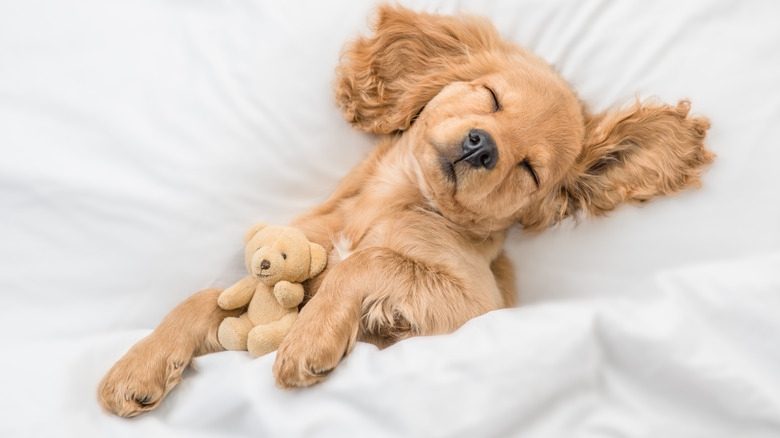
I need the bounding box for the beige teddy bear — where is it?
[217,223,327,357]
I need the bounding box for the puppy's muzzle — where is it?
[459,129,498,170]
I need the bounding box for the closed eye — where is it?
[483,85,501,112]
[518,159,540,189]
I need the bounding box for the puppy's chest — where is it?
[327,213,504,269]
[327,224,385,265]
[331,233,357,262]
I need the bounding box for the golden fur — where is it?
[98,5,713,416]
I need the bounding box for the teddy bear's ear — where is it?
[308,242,327,278]
[243,222,269,244]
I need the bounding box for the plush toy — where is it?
[217,223,327,357]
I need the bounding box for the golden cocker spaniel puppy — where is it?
[98,5,713,417]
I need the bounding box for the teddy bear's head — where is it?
[243,223,327,285]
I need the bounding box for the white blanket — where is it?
[2,1,779,437]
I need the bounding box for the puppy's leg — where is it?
[97,288,242,417]
[273,247,494,389]
[491,250,517,308]
[273,258,363,389]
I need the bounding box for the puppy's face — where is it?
[408,67,584,232]
[337,6,713,233]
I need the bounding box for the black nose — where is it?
[260,259,271,270]
[461,129,498,169]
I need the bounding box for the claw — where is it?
[310,366,332,376]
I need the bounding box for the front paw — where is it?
[97,336,190,417]
[272,329,345,389]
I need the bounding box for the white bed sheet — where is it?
[1,0,779,437]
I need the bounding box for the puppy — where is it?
[98,5,713,417]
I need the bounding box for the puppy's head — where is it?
[337,6,714,233]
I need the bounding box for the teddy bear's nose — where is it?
[260,259,271,270]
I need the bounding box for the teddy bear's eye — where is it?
[281,253,287,260]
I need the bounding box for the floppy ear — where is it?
[335,5,501,134]
[523,99,714,230]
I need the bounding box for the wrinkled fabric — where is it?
[1,1,779,437]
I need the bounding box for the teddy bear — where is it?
[217,222,327,357]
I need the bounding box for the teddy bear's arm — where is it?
[273,281,305,308]
[217,276,257,310]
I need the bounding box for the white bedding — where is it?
[2,0,779,437]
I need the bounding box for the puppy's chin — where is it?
[420,152,533,234]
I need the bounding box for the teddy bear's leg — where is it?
[217,314,253,351]
[98,288,243,417]
[246,312,297,358]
